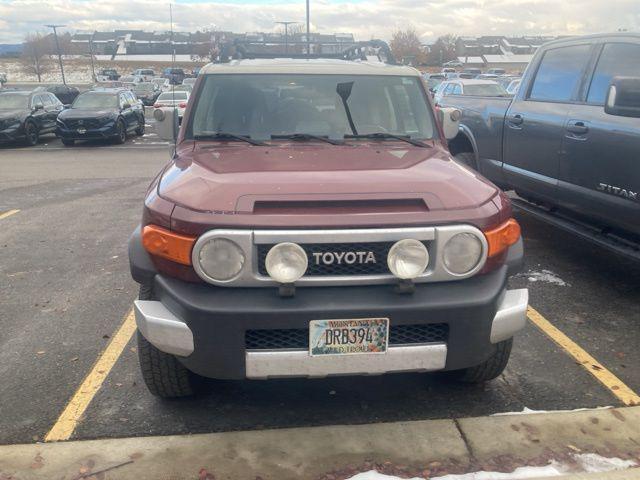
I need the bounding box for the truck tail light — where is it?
[142,225,196,266]
[484,218,521,257]
[179,102,187,108]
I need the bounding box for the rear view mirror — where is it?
[153,107,179,141]
[438,107,462,140]
[605,77,640,118]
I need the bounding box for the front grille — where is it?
[245,323,448,350]
[65,119,102,129]
[257,241,429,277]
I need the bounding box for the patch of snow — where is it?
[345,454,636,480]
[518,269,569,286]
[492,406,613,416]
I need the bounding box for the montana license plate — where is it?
[309,318,389,356]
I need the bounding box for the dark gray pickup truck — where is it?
[442,33,640,258]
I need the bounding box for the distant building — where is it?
[455,35,561,69]
[69,30,357,60]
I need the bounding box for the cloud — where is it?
[0,0,638,43]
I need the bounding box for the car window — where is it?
[443,83,455,95]
[41,94,54,106]
[451,84,462,95]
[586,42,640,104]
[529,44,592,102]
[32,95,44,107]
[190,74,435,141]
[464,83,508,96]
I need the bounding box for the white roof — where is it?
[483,54,533,64]
[200,58,420,76]
[457,56,484,64]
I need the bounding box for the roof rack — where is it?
[218,39,397,65]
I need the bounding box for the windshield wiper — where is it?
[344,132,430,148]
[193,132,268,146]
[271,133,344,145]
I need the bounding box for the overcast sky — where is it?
[0,0,638,44]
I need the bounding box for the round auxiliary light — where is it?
[387,239,429,279]
[265,242,308,284]
[443,233,483,275]
[197,238,245,282]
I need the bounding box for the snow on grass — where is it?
[345,454,636,480]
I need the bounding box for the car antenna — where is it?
[169,2,178,156]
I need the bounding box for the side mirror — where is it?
[438,107,462,140]
[63,104,71,109]
[153,107,179,141]
[33,103,44,111]
[605,77,640,118]
[122,102,131,110]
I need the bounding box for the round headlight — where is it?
[387,239,429,279]
[197,238,245,281]
[265,242,308,283]
[443,233,483,275]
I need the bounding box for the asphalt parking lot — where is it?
[0,138,639,446]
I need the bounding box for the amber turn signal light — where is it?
[142,225,196,266]
[484,218,521,257]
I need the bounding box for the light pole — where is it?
[46,24,66,85]
[275,21,299,54]
[306,0,310,55]
[89,34,96,82]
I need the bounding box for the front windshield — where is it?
[189,74,435,141]
[72,93,117,109]
[464,83,508,96]
[0,93,29,109]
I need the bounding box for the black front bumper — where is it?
[129,227,524,380]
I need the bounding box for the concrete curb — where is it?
[1,406,639,479]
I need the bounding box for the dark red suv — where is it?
[129,59,528,398]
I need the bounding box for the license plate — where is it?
[77,128,86,134]
[309,318,389,356]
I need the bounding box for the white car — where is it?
[182,77,197,87]
[153,91,190,119]
[119,75,145,85]
[132,69,156,82]
[151,77,171,92]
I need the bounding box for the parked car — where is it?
[133,82,161,106]
[41,84,80,105]
[477,74,500,80]
[496,76,521,90]
[486,68,507,75]
[505,78,521,95]
[434,79,508,105]
[162,67,186,85]
[441,67,457,74]
[443,60,463,67]
[153,91,189,120]
[132,69,156,81]
[444,33,640,258]
[119,75,145,86]
[130,57,527,398]
[423,73,446,93]
[182,77,197,87]
[0,90,63,145]
[56,89,145,146]
[151,77,171,92]
[96,69,120,81]
[462,68,483,77]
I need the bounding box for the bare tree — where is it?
[390,28,428,65]
[426,34,458,65]
[21,33,52,82]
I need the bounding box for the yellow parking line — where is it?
[527,306,640,406]
[45,308,137,442]
[0,209,20,220]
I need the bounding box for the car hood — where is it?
[0,109,26,120]
[158,142,501,230]
[59,109,117,119]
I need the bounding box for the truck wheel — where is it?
[449,338,512,383]
[137,284,195,398]
[453,152,477,170]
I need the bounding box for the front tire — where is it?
[114,119,126,144]
[449,338,512,383]
[24,121,39,146]
[137,284,195,398]
[135,118,145,136]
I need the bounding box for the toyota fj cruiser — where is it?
[129,46,528,398]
